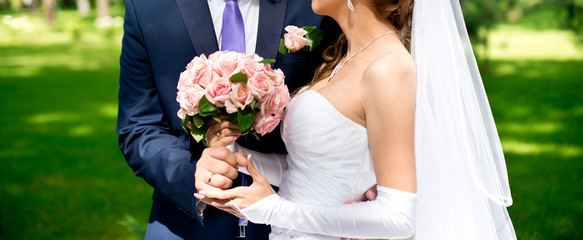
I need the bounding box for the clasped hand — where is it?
[194,117,274,218]
[194,118,378,240]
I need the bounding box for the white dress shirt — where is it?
[208,0,260,54]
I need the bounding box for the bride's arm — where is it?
[199,55,417,239]
[230,142,287,187]
[200,159,417,239]
[243,186,416,239]
[250,56,417,238]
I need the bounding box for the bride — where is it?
[195,0,516,239]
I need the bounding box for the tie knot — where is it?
[226,0,237,2]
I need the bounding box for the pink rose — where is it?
[260,85,290,115]
[179,55,212,89]
[210,51,242,78]
[241,57,266,79]
[248,71,275,101]
[177,84,205,116]
[254,112,282,136]
[204,76,231,107]
[177,108,187,120]
[230,83,254,110]
[268,68,285,87]
[224,99,238,114]
[284,25,309,52]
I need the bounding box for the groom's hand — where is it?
[195,147,246,218]
[341,185,378,240]
[195,147,239,191]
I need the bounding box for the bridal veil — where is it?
[411,0,516,239]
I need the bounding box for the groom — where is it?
[117,0,341,239]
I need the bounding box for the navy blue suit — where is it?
[117,0,340,239]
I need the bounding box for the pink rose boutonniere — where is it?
[279,25,323,54]
[177,51,291,146]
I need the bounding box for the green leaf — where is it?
[182,115,192,133]
[228,112,238,123]
[302,26,317,33]
[249,99,258,110]
[198,96,217,117]
[212,115,222,124]
[237,107,255,134]
[304,27,323,51]
[190,118,209,143]
[278,38,289,54]
[192,115,206,129]
[230,72,248,84]
[251,130,260,141]
[259,59,276,64]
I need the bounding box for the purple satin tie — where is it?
[221,0,245,53]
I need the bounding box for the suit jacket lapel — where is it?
[256,0,287,60]
[175,0,219,56]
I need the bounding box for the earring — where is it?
[347,0,354,12]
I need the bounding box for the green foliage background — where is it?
[0,2,582,240]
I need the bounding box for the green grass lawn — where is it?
[0,10,151,240]
[486,59,583,239]
[0,9,582,240]
[481,25,583,240]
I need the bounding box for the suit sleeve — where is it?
[117,0,203,224]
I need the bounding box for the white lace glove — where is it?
[240,185,417,239]
[230,142,287,187]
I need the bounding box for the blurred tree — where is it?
[22,0,41,12]
[0,0,10,11]
[460,0,510,67]
[77,0,90,17]
[42,0,56,24]
[561,0,583,37]
[96,0,109,18]
[62,0,74,8]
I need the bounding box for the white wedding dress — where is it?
[269,90,376,239]
[233,89,417,239]
[228,1,518,238]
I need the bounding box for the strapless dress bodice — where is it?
[271,90,376,239]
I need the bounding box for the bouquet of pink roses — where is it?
[177,51,291,146]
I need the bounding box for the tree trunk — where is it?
[77,0,90,17]
[42,0,56,25]
[96,0,109,18]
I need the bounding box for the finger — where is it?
[195,158,238,185]
[246,155,267,183]
[206,121,240,146]
[208,159,239,180]
[234,152,249,168]
[207,120,239,137]
[207,173,234,189]
[199,188,244,200]
[204,147,238,167]
[216,207,245,218]
[206,200,245,218]
[194,193,245,218]
[365,185,378,200]
[195,193,230,207]
[214,135,239,147]
[343,200,363,204]
[194,181,222,194]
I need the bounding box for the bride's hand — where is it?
[205,115,241,147]
[194,154,276,211]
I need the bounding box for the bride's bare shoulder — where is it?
[362,51,417,88]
